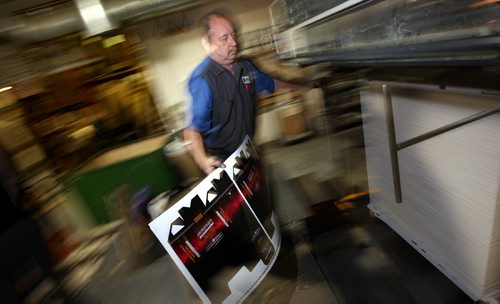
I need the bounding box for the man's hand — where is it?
[199,155,224,175]
[183,128,225,175]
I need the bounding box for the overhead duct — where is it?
[0,3,84,43]
[0,0,214,43]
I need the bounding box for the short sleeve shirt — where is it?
[186,57,275,159]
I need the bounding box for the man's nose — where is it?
[229,35,237,46]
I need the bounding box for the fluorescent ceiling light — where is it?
[0,86,13,93]
[76,0,115,37]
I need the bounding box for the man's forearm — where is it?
[183,128,207,168]
[274,79,313,92]
[183,128,222,175]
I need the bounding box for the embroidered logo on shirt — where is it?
[242,75,252,91]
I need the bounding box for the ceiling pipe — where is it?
[0,2,84,43]
[0,0,214,43]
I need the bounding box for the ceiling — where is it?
[0,0,220,44]
[0,0,215,88]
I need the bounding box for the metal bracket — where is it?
[382,83,500,203]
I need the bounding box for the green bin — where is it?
[64,134,181,225]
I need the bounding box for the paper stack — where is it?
[360,81,500,302]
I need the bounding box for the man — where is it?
[184,11,311,174]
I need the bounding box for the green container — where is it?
[64,134,181,225]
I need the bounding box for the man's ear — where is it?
[201,36,211,53]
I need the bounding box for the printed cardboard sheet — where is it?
[149,136,281,303]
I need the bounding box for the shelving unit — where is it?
[320,69,364,133]
[0,88,61,214]
[0,32,164,219]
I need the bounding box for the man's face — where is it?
[207,15,238,67]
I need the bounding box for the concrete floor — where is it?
[261,129,471,304]
[70,129,472,303]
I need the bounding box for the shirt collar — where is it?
[208,57,243,77]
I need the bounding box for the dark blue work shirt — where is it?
[186,57,275,159]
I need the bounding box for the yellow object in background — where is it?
[102,34,126,48]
